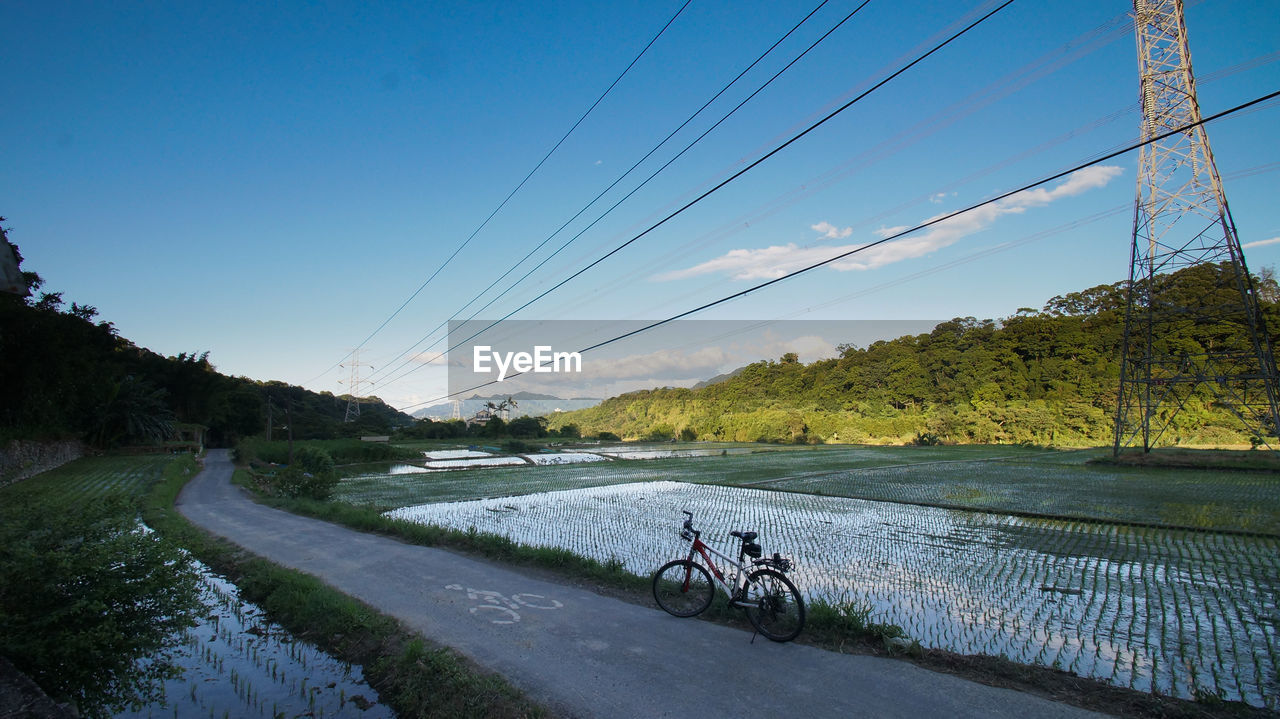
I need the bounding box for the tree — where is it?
[544,263,1277,446]
[480,416,506,437]
[0,496,201,717]
[1257,265,1279,304]
[507,415,548,438]
[87,376,175,448]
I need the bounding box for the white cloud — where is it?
[655,243,827,281]
[411,350,451,366]
[470,334,841,397]
[811,221,852,240]
[755,334,837,363]
[656,166,1124,281]
[576,345,732,381]
[874,224,912,239]
[1243,236,1280,249]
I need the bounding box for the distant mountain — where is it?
[415,369,751,421]
[413,393,603,421]
[464,391,578,401]
[691,365,747,390]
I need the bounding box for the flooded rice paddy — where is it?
[118,565,391,718]
[385,446,754,475]
[386,481,1279,708]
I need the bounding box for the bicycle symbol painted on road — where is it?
[445,584,564,624]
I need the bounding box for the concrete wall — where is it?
[0,439,86,487]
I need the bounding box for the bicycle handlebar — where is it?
[680,510,697,541]
[679,510,795,572]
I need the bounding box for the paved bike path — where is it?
[177,450,1108,718]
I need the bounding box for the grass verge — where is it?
[146,455,547,719]
[1097,447,1280,472]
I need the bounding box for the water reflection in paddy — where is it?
[387,481,1278,708]
[118,564,392,718]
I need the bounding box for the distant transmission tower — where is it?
[1114,0,1280,453]
[340,349,374,423]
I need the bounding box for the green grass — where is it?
[1,453,547,719]
[766,452,1280,534]
[1102,447,1280,471]
[236,437,421,466]
[1,453,174,506]
[335,443,1050,505]
[338,443,1280,535]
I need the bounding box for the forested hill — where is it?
[1,237,411,447]
[547,263,1280,446]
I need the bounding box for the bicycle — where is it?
[652,510,805,642]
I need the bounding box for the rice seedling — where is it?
[115,565,392,718]
[385,479,1279,709]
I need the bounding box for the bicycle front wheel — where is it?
[652,560,714,618]
[743,568,805,642]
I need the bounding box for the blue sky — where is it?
[5,0,1279,411]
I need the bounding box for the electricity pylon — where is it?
[340,349,374,423]
[1114,0,1280,453]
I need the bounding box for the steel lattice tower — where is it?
[340,349,373,423]
[1114,0,1280,453]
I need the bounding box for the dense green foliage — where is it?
[236,438,438,499]
[550,264,1279,446]
[396,413,582,441]
[0,462,201,717]
[0,234,412,446]
[235,437,422,466]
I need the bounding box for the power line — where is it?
[364,0,848,388]
[380,0,1018,394]
[537,14,1144,317]
[574,90,1280,351]
[397,87,1280,412]
[302,0,694,387]
[581,37,1280,313]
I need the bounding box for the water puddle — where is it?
[117,564,392,718]
[426,456,529,469]
[595,447,752,459]
[523,452,609,465]
[422,449,493,459]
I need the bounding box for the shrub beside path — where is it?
[178,449,1108,718]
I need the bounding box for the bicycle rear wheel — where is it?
[652,560,714,617]
[743,568,805,642]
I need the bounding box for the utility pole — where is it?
[1114,0,1280,453]
[339,349,374,423]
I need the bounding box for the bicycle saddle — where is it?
[730,530,758,541]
